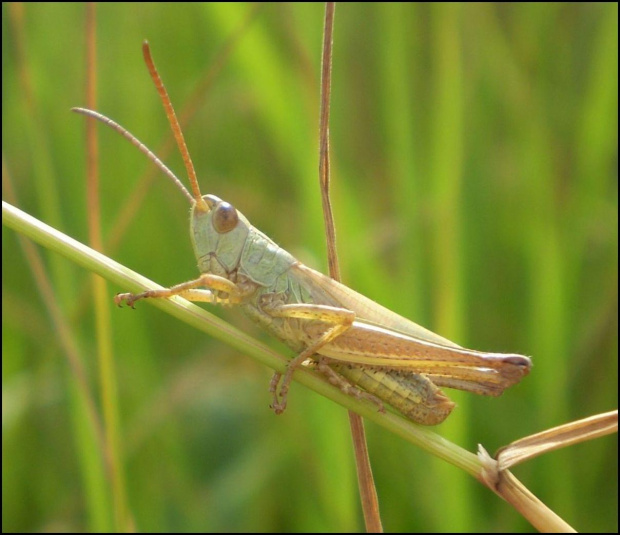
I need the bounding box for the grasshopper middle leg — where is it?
[261,302,357,413]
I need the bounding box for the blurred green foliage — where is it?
[2,2,617,532]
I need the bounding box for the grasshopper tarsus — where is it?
[269,371,292,415]
[115,292,141,309]
[270,402,287,415]
[269,345,330,416]
[268,372,282,394]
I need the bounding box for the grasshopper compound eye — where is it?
[212,202,239,233]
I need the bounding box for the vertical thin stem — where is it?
[318,3,383,532]
[319,2,340,281]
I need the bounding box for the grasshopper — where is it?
[73,42,531,426]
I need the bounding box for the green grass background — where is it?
[3,2,617,532]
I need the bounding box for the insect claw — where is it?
[270,400,287,415]
[114,292,138,308]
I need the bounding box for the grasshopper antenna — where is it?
[72,106,195,205]
[72,41,208,211]
[141,40,207,211]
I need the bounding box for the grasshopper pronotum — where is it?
[73,41,531,426]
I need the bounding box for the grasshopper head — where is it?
[191,194,252,277]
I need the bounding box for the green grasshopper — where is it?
[73,43,531,426]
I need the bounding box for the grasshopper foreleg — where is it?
[115,273,244,308]
[261,302,356,414]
